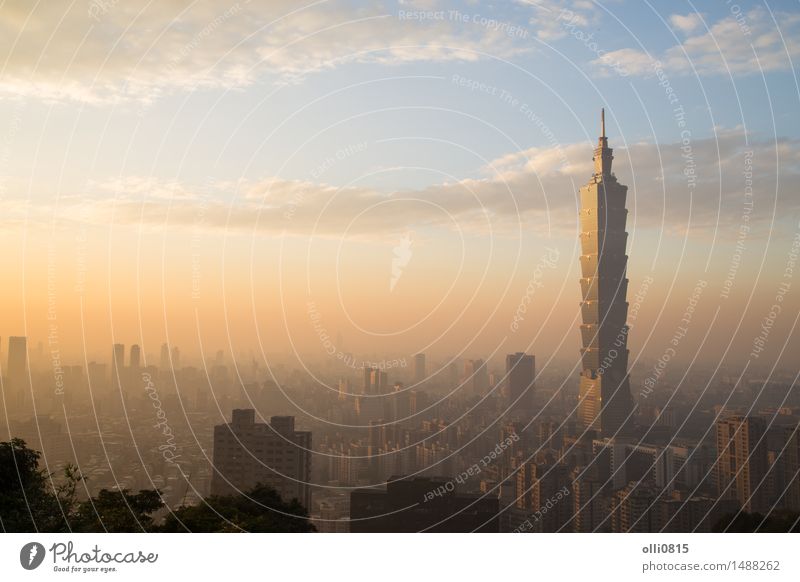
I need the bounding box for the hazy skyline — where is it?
[1,0,798,371]
[2,2,800,546]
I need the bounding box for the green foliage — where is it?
[0,438,72,532]
[71,489,165,532]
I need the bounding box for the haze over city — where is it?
[1,0,799,546]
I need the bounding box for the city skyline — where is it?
[1,0,799,544]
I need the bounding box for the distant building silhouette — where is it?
[413,353,426,384]
[7,336,28,406]
[350,476,500,532]
[211,409,311,511]
[129,344,141,369]
[7,336,27,381]
[110,343,124,390]
[464,358,489,396]
[506,352,535,414]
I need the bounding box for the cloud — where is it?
[669,13,703,35]
[6,130,798,241]
[0,0,528,104]
[521,0,600,42]
[593,7,800,77]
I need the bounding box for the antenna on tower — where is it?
[601,108,606,138]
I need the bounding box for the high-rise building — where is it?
[506,352,535,413]
[516,459,572,532]
[577,109,634,436]
[570,465,609,532]
[171,346,181,370]
[7,336,27,385]
[7,336,28,407]
[464,358,489,395]
[610,481,664,533]
[413,353,426,384]
[715,415,768,513]
[211,409,312,510]
[780,427,800,511]
[362,367,387,396]
[363,366,374,394]
[110,343,125,390]
[129,344,141,370]
[337,378,350,401]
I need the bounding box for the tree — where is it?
[2,438,314,532]
[70,489,164,532]
[160,484,315,532]
[0,438,71,532]
[1,438,163,532]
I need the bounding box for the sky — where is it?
[0,0,798,375]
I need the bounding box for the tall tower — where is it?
[7,336,28,407]
[413,353,426,384]
[111,343,125,390]
[506,352,535,414]
[577,109,634,436]
[129,344,141,369]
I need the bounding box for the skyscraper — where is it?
[362,367,387,395]
[7,336,28,407]
[506,352,535,413]
[577,109,634,436]
[413,353,426,384]
[464,358,489,396]
[110,343,125,391]
[129,344,141,370]
[7,336,27,385]
[715,415,769,513]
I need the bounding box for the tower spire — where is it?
[593,108,613,176]
[601,107,605,139]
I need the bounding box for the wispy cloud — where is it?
[4,130,798,240]
[592,7,800,77]
[0,0,529,104]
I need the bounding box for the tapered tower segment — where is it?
[577,109,634,436]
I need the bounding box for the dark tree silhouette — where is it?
[0,438,71,532]
[160,484,315,532]
[71,489,164,532]
[1,438,313,533]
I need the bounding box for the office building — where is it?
[211,409,312,511]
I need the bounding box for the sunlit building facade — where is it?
[578,110,634,437]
